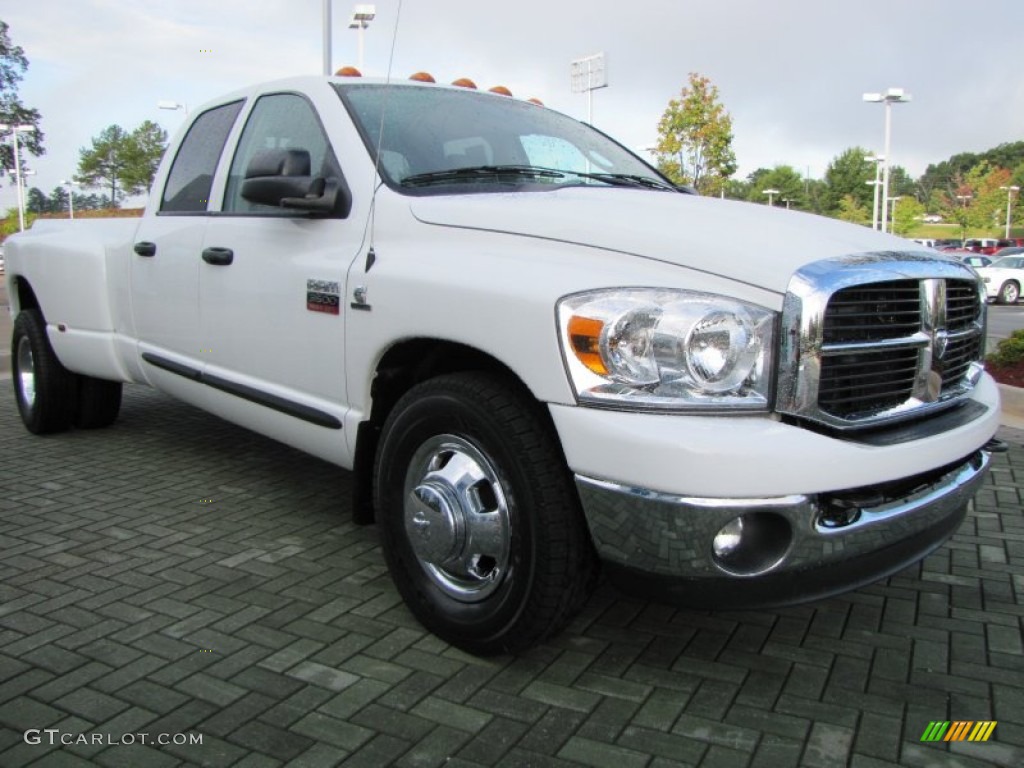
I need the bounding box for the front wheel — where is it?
[11,310,78,434]
[374,372,596,655]
[998,281,1020,304]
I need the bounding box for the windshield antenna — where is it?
[365,0,402,251]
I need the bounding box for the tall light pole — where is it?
[865,154,884,230]
[763,188,779,206]
[888,196,901,234]
[863,88,911,235]
[1000,185,1020,239]
[61,179,78,219]
[322,0,333,75]
[1,123,36,231]
[348,4,375,72]
[570,52,607,125]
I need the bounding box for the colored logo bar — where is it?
[921,721,997,742]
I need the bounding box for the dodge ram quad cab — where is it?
[5,75,1002,654]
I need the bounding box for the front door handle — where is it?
[202,247,234,266]
[134,241,156,257]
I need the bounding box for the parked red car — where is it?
[965,238,1000,255]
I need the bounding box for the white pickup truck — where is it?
[5,75,1003,654]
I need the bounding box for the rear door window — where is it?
[160,101,244,213]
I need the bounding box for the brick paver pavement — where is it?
[1,383,1022,767]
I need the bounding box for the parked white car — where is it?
[977,255,1024,303]
[4,75,1002,653]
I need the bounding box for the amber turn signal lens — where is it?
[568,316,607,375]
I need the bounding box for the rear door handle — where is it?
[202,247,234,266]
[133,241,156,257]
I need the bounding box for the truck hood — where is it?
[409,188,925,294]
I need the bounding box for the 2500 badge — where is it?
[307,279,340,315]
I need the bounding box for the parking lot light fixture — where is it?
[763,188,779,206]
[348,4,376,71]
[864,88,911,234]
[1000,185,1020,239]
[158,100,189,117]
[1,123,36,231]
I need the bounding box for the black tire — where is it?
[75,376,122,429]
[11,309,78,434]
[374,372,597,655]
[998,281,1020,305]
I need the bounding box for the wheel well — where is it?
[351,339,540,524]
[12,277,41,317]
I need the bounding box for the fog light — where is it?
[713,518,744,558]
[710,512,793,576]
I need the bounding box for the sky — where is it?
[2,0,1023,213]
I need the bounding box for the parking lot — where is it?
[0,374,1023,766]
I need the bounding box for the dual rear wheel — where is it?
[12,309,122,434]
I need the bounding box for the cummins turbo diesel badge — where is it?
[307,279,340,315]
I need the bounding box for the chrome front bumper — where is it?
[576,449,991,608]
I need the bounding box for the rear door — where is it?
[131,101,243,373]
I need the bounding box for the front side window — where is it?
[224,93,340,213]
[336,83,675,196]
[160,101,243,213]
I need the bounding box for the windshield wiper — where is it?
[570,172,682,192]
[400,165,567,187]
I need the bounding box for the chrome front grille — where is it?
[777,255,986,430]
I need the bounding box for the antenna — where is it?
[366,0,403,250]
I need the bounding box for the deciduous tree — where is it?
[746,165,805,209]
[891,196,924,236]
[836,194,869,225]
[655,73,736,196]
[822,147,873,215]
[0,20,44,176]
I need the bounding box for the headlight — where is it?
[558,289,775,410]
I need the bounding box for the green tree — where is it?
[891,196,924,236]
[48,185,69,215]
[937,174,976,238]
[822,147,873,215]
[888,166,918,200]
[746,165,805,208]
[25,185,48,213]
[122,120,168,192]
[77,125,132,204]
[0,20,44,177]
[655,73,737,196]
[76,120,167,204]
[836,194,869,225]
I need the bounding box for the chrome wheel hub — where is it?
[16,336,36,409]
[404,435,511,602]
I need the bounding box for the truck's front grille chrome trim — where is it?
[776,253,986,430]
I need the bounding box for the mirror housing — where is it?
[241,148,351,216]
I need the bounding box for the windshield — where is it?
[336,83,672,195]
[992,257,1024,269]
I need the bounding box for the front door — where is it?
[198,92,362,461]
